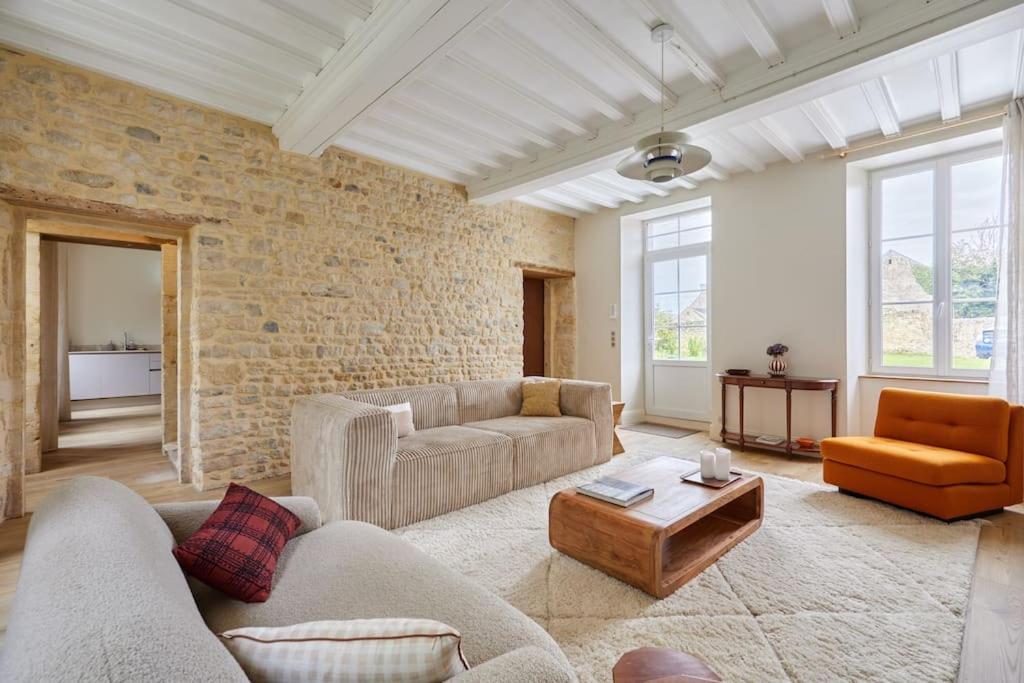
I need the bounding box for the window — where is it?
[870,146,1002,377]
[644,207,711,363]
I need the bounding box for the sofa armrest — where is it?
[450,647,576,682]
[155,496,321,544]
[291,394,398,527]
[559,380,614,463]
[1009,406,1023,504]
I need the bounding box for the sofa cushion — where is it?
[219,618,469,682]
[194,521,572,676]
[465,415,597,488]
[874,388,1011,461]
[392,426,514,527]
[822,436,1007,486]
[173,483,301,602]
[453,379,522,423]
[0,477,247,682]
[342,384,459,430]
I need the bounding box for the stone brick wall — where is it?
[0,48,576,493]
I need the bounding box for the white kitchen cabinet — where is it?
[69,352,161,399]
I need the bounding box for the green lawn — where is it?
[882,352,989,370]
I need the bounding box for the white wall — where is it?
[66,243,161,347]
[577,157,850,440]
[576,127,1005,442]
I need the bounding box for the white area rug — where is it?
[396,450,981,682]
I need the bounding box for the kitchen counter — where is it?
[69,349,160,354]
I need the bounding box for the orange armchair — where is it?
[822,388,1023,521]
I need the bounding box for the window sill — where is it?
[859,374,989,385]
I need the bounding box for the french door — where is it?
[644,242,711,420]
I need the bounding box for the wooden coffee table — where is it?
[549,456,763,598]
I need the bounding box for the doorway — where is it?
[523,275,546,376]
[23,217,185,501]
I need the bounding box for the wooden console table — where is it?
[717,374,838,456]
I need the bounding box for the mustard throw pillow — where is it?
[520,379,562,416]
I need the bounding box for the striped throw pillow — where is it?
[219,618,470,683]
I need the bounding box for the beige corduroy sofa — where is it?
[292,378,613,529]
[0,477,575,682]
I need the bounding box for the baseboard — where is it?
[620,408,645,426]
[630,412,710,433]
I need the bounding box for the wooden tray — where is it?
[681,470,743,488]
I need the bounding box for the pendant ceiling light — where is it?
[616,23,711,183]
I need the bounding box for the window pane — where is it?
[648,233,678,251]
[881,302,933,368]
[654,323,679,360]
[951,228,999,299]
[647,218,678,236]
[952,156,1003,231]
[677,255,707,292]
[678,209,711,231]
[881,237,933,302]
[678,226,712,247]
[679,325,707,360]
[881,170,934,239]
[653,293,679,325]
[952,302,995,371]
[651,259,677,294]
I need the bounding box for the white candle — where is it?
[700,450,716,479]
[714,447,732,480]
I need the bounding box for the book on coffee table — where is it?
[576,477,654,507]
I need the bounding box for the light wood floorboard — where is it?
[0,409,1019,681]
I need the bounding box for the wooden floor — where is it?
[0,410,1019,680]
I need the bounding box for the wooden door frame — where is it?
[517,262,575,378]
[2,190,206,518]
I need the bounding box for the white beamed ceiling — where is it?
[1,0,1021,217]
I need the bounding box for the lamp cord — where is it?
[659,32,665,135]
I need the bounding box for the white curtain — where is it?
[991,99,1024,402]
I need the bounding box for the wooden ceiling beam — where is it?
[274,0,512,155]
[820,0,859,39]
[801,99,848,150]
[718,0,784,67]
[445,53,595,137]
[419,79,564,149]
[467,0,1021,203]
[709,132,765,173]
[516,195,582,218]
[641,0,725,88]
[932,53,962,122]
[538,0,677,107]
[533,189,600,214]
[391,94,530,159]
[748,117,805,163]
[860,77,902,136]
[486,20,632,123]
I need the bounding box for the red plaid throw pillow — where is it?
[173,483,301,602]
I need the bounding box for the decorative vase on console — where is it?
[766,343,789,377]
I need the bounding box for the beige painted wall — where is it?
[576,150,993,441]
[0,49,575,498]
[576,158,851,441]
[65,243,161,347]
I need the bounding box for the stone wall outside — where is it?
[0,48,576,492]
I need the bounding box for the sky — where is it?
[881,154,1003,265]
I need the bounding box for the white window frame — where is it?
[643,209,712,370]
[869,144,1002,379]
